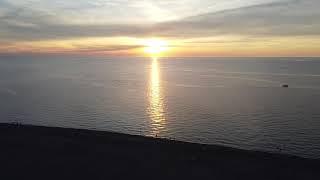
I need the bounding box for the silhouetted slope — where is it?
[0,123,319,180]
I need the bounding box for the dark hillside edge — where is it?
[0,123,319,180]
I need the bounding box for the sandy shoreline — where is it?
[0,123,319,179]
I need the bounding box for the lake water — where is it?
[1,56,320,159]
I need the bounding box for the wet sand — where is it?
[0,123,319,179]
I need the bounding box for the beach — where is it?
[0,123,319,179]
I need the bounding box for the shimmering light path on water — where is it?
[148,58,166,136]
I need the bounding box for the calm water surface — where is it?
[1,56,320,159]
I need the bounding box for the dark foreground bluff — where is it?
[0,123,319,180]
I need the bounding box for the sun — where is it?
[143,39,169,56]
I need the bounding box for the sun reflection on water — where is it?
[147,57,166,136]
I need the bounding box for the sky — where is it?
[0,0,319,57]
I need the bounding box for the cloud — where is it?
[0,0,319,43]
[155,0,320,37]
[1,22,151,41]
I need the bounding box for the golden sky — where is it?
[0,0,320,57]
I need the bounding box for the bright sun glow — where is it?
[144,39,169,56]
